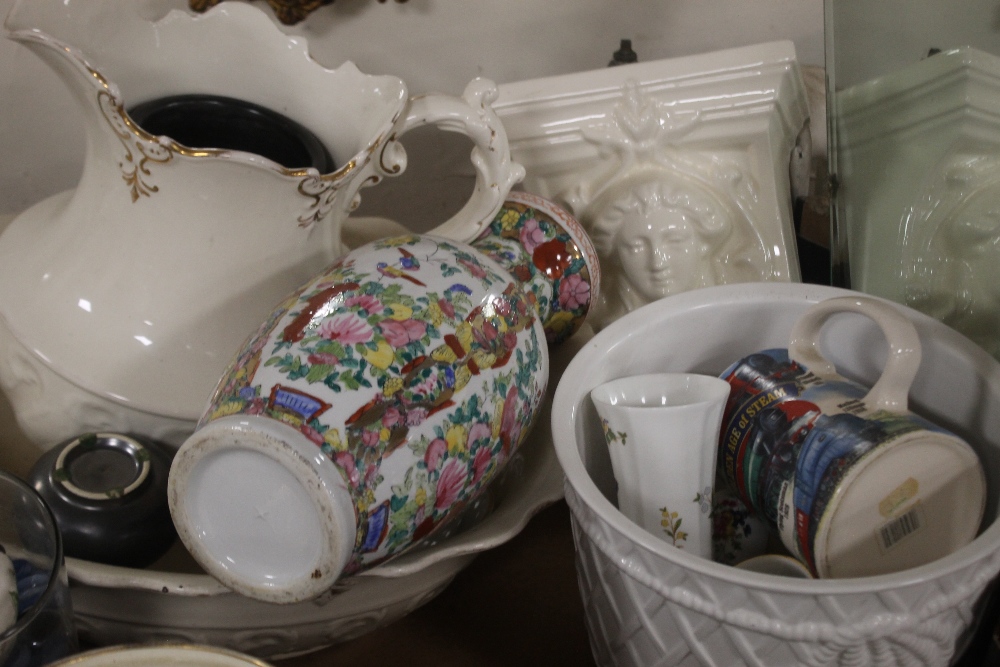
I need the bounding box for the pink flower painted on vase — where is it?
[494,298,512,318]
[307,352,340,366]
[435,459,468,510]
[317,315,373,345]
[472,445,493,485]
[380,318,427,348]
[333,451,360,488]
[300,424,325,446]
[519,217,546,254]
[437,298,455,319]
[500,385,522,454]
[473,321,499,347]
[383,407,403,429]
[406,407,429,426]
[412,376,438,399]
[425,438,447,472]
[458,257,487,279]
[466,421,492,449]
[558,272,591,311]
[345,294,384,314]
[361,428,381,448]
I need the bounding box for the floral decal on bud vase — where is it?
[599,418,627,446]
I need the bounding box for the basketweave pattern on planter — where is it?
[564,483,1000,667]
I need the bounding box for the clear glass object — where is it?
[826,0,1000,359]
[0,471,77,666]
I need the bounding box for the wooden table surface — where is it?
[276,500,596,667]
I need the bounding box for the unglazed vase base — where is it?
[185,448,325,588]
[169,416,357,603]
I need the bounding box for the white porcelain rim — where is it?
[46,642,272,666]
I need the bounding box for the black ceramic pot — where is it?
[29,433,177,568]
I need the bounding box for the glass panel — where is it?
[827,0,1000,359]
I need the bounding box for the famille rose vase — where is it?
[168,192,598,603]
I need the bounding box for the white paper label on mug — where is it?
[876,503,925,552]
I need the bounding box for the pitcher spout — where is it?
[4,0,408,181]
[0,0,522,455]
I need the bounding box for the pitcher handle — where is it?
[787,296,921,413]
[377,78,525,242]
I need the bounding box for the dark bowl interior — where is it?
[128,94,336,172]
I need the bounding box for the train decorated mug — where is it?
[718,296,986,578]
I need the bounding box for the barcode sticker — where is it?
[877,503,924,552]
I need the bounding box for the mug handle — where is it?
[787,296,921,413]
[376,78,526,242]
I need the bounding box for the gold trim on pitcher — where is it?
[99,91,177,202]
[95,75,362,209]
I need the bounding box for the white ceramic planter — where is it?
[552,283,1000,667]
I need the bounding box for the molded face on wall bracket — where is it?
[494,41,808,329]
[902,153,1000,359]
[836,47,1000,359]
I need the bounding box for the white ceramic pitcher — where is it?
[0,0,523,449]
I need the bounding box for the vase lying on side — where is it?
[168,192,598,603]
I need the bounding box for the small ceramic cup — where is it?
[590,373,730,558]
[735,554,813,579]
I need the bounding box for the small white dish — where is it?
[48,643,272,667]
[735,554,813,579]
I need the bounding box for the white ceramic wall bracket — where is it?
[494,41,809,329]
